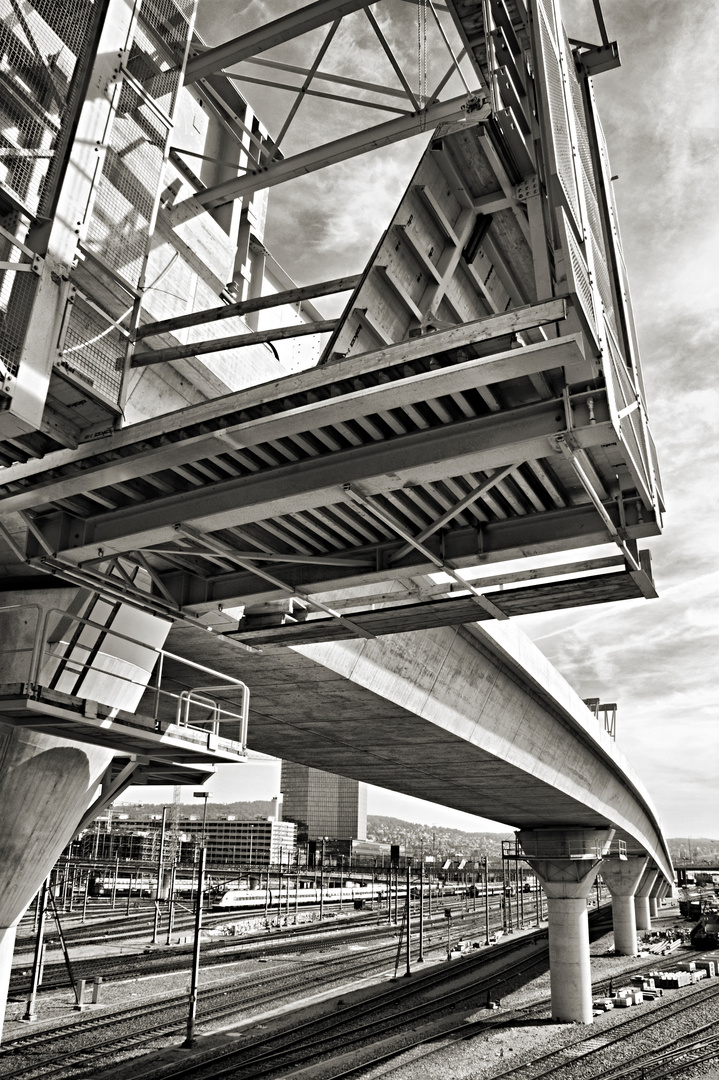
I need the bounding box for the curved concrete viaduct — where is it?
[167,619,671,880]
[163,615,672,1023]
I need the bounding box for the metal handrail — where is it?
[1,603,249,748]
[176,683,249,747]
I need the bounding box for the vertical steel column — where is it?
[183,847,206,1048]
[81,873,90,923]
[484,856,490,945]
[418,862,424,962]
[23,879,48,1021]
[153,807,168,944]
[111,855,119,909]
[166,863,177,946]
[405,865,411,977]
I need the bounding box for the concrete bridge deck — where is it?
[163,617,672,885]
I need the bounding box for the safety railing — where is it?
[583,697,617,740]
[0,603,249,752]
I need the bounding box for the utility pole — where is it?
[152,807,168,944]
[319,838,325,920]
[405,864,411,977]
[183,847,206,1048]
[484,855,490,945]
[193,792,211,912]
[418,861,424,962]
[23,878,48,1021]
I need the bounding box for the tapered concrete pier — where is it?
[0,588,248,1040]
[634,866,658,931]
[602,856,648,956]
[519,828,613,1024]
[0,724,114,1040]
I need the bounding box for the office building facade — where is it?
[281,762,367,843]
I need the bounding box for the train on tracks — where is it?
[214,883,384,909]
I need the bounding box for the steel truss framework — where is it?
[0,0,663,651]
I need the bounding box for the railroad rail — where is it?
[1,911,521,1080]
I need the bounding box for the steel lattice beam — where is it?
[194,96,488,208]
[184,0,381,84]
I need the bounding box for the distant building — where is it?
[72,816,296,867]
[281,762,367,843]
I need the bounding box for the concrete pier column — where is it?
[648,876,664,918]
[601,856,647,956]
[634,866,658,932]
[518,828,614,1024]
[0,724,115,1040]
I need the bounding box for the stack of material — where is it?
[647,970,692,989]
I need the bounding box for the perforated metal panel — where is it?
[560,208,596,337]
[84,81,168,287]
[606,331,651,497]
[535,0,581,233]
[0,0,98,216]
[127,0,195,118]
[0,226,37,376]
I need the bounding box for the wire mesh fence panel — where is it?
[60,294,126,403]
[0,0,98,216]
[0,222,37,376]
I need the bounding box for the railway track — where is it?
[1,906,511,1079]
[109,931,551,1080]
[2,907,616,1080]
[484,973,719,1080]
[246,951,719,1080]
[10,899,502,996]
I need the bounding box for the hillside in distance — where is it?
[113,801,718,865]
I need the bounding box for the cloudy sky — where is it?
[123,2,718,838]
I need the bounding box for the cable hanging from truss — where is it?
[418,0,427,130]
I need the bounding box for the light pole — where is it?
[152,806,168,944]
[193,791,211,851]
[183,847,206,1048]
[418,860,424,962]
[193,791,211,910]
[319,838,326,920]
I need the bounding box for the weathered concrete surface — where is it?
[165,618,672,882]
[0,723,114,1041]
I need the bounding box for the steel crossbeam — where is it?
[184,0,381,84]
[194,96,487,208]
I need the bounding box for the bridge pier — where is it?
[648,875,665,918]
[0,590,171,1041]
[518,828,613,1024]
[0,724,115,1041]
[634,866,658,932]
[601,856,648,956]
